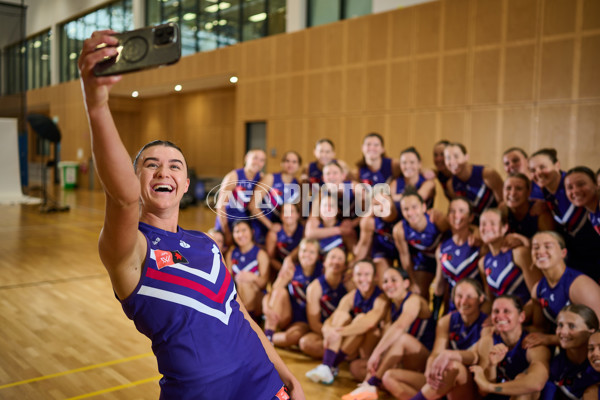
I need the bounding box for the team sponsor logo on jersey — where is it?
[154,249,189,269]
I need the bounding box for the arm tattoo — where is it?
[494,386,503,393]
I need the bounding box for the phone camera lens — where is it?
[154,26,175,46]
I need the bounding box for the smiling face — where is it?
[491,297,524,333]
[453,281,484,319]
[565,172,597,208]
[323,247,346,275]
[232,222,253,248]
[444,145,468,175]
[503,176,529,209]
[503,150,528,175]
[281,152,301,175]
[137,145,190,211]
[531,232,566,271]
[556,311,595,350]
[381,268,409,301]
[314,142,335,166]
[448,198,472,231]
[588,331,600,373]
[479,210,507,244]
[323,163,345,185]
[400,151,421,179]
[433,143,448,172]
[281,203,300,226]
[353,261,376,295]
[528,154,560,189]
[298,241,319,267]
[244,150,266,175]
[400,195,426,226]
[362,136,384,161]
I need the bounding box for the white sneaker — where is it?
[341,382,378,400]
[305,364,335,385]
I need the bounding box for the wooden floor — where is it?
[0,188,396,400]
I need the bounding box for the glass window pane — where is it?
[308,0,340,27]
[344,0,371,19]
[146,0,161,25]
[243,0,266,41]
[268,0,285,35]
[218,0,241,46]
[181,19,198,56]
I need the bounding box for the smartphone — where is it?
[93,23,181,77]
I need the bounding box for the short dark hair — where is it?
[530,148,558,163]
[400,146,421,161]
[565,166,596,184]
[503,147,528,158]
[133,140,187,173]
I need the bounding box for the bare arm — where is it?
[265,229,282,271]
[305,280,324,333]
[79,31,146,300]
[305,216,341,239]
[248,174,276,230]
[393,222,415,282]
[339,296,388,337]
[483,167,504,203]
[216,171,237,245]
[513,246,541,293]
[570,275,600,321]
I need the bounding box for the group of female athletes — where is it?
[211,133,600,400]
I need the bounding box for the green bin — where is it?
[58,161,79,189]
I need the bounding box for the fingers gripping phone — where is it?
[93,23,181,77]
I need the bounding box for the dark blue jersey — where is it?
[275,225,304,262]
[536,267,582,325]
[394,173,433,211]
[264,173,300,222]
[494,330,530,382]
[589,203,600,236]
[371,216,400,261]
[403,214,443,274]
[230,245,261,276]
[541,350,600,400]
[122,223,283,399]
[318,221,345,255]
[439,237,482,289]
[318,275,347,322]
[507,201,541,239]
[484,249,530,304]
[390,292,435,350]
[359,157,393,186]
[351,287,383,318]
[544,172,589,236]
[448,311,488,350]
[451,164,497,219]
[288,262,323,323]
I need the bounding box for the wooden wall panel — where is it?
[507,0,539,42]
[22,0,600,187]
[539,39,575,100]
[543,0,577,36]
[579,35,600,98]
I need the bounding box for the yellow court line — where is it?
[0,352,153,390]
[65,375,161,400]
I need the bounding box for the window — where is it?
[308,0,372,27]
[59,0,133,82]
[3,30,51,94]
[147,0,285,55]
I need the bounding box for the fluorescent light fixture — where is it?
[219,19,227,25]
[33,40,42,48]
[132,91,139,98]
[174,84,182,92]
[205,22,214,30]
[220,2,231,10]
[183,12,196,21]
[248,12,267,22]
[69,52,78,60]
[167,16,179,22]
[41,54,49,60]
[229,76,238,83]
[205,4,218,12]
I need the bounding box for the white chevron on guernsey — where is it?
[150,244,222,284]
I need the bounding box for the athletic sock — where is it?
[323,349,337,368]
[333,351,347,367]
[410,391,427,400]
[367,376,381,387]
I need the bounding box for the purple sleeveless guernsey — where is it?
[536,267,582,325]
[230,245,261,276]
[359,157,393,186]
[394,174,434,210]
[275,225,304,262]
[542,350,600,400]
[390,292,435,350]
[351,287,383,318]
[494,330,529,382]
[448,311,488,350]
[264,173,300,222]
[121,223,283,399]
[589,203,600,236]
[318,275,347,322]
[507,200,540,239]
[451,164,497,218]
[318,221,345,255]
[371,216,399,261]
[544,172,588,236]
[439,237,481,289]
[288,262,323,323]
[484,249,531,304]
[402,214,443,274]
[308,161,324,185]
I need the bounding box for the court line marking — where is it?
[0,274,107,290]
[65,375,161,400]
[0,352,153,390]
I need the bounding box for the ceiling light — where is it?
[41,54,49,60]
[205,4,218,12]
[229,76,238,83]
[132,91,139,98]
[33,40,42,48]
[183,12,196,21]
[205,22,214,30]
[248,12,266,22]
[219,2,230,10]
[174,84,182,92]
[69,52,77,60]
[219,19,227,25]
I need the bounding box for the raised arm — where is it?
[78,31,146,299]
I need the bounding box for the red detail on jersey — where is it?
[274,385,291,400]
[485,268,491,276]
[146,267,232,303]
[441,253,452,263]
[155,250,188,269]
